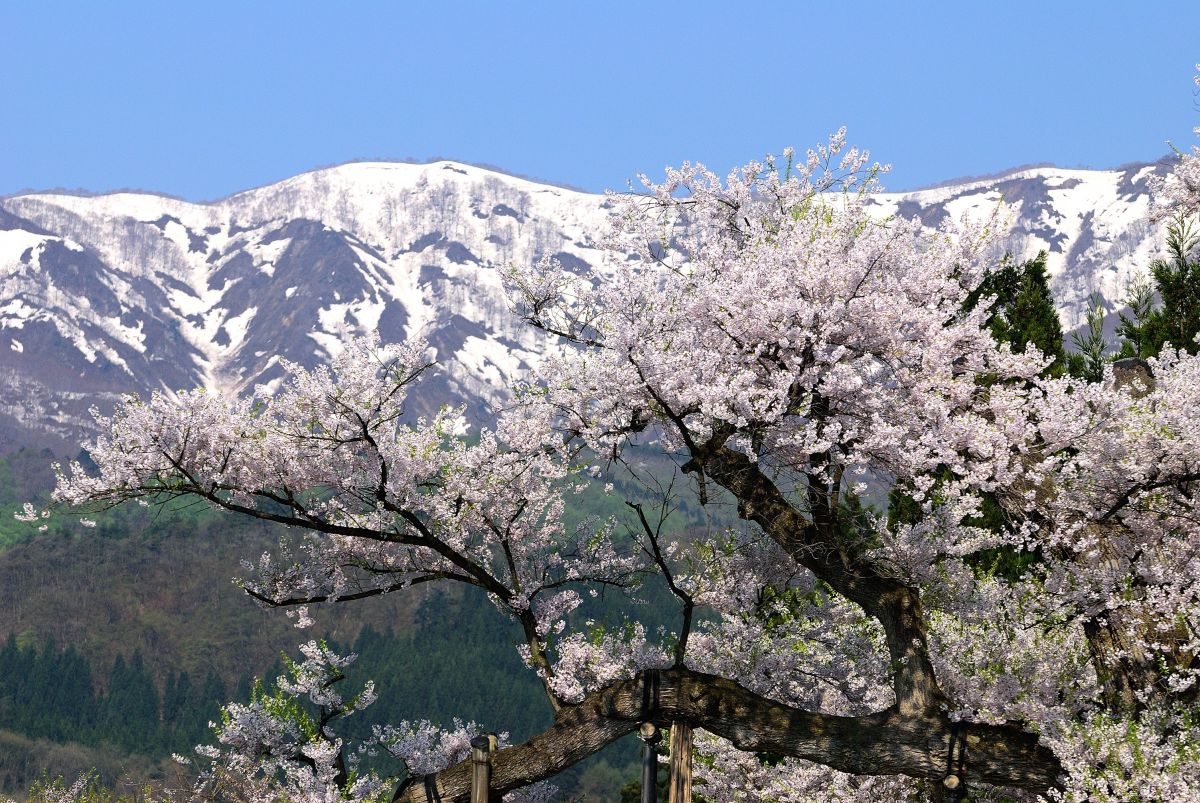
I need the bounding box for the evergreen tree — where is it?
[1117,214,1200,358]
[100,651,160,753]
[965,251,1068,377]
[0,633,17,720]
[233,670,255,708]
[1068,292,1110,382]
[161,669,195,750]
[44,644,96,740]
[1115,274,1159,359]
[1,635,35,733]
[189,669,227,745]
[163,671,184,728]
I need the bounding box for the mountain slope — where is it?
[0,158,1174,449]
[871,161,1167,327]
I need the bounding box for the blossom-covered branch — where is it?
[46,336,644,710]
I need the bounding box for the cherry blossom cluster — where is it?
[3,773,98,803]
[1150,64,1200,222]
[47,335,643,673]
[506,141,1049,604]
[183,640,556,803]
[1027,352,1200,690]
[374,717,490,777]
[687,577,893,718]
[529,620,671,703]
[188,640,388,803]
[692,734,919,803]
[1041,707,1200,802]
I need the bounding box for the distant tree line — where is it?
[0,634,237,757]
[0,587,553,764]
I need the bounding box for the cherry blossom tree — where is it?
[37,121,1200,802]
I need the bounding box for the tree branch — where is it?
[392,667,1062,802]
[698,443,947,717]
[626,500,694,666]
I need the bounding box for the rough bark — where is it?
[668,720,693,803]
[697,443,947,717]
[1083,586,1198,714]
[392,668,1062,802]
[1083,614,1152,714]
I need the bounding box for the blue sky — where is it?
[3,1,1199,200]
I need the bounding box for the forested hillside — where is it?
[0,448,691,799]
[0,587,560,795]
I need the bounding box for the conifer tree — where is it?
[190,670,226,745]
[1117,213,1200,358]
[101,651,160,754]
[1068,292,1110,382]
[1115,274,1158,359]
[965,251,1068,377]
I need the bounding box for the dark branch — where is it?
[392,667,1062,802]
[626,500,694,666]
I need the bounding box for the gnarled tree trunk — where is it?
[392,669,1062,802]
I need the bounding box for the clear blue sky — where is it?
[3,1,1199,200]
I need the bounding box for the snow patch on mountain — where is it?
[0,157,1179,448]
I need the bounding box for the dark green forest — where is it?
[0,590,554,790]
[0,446,694,798]
[0,564,666,797]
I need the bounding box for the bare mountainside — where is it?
[0,158,1173,450]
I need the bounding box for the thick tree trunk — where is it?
[698,444,947,717]
[392,668,1062,802]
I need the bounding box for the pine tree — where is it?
[1115,274,1156,360]
[100,651,161,753]
[1068,292,1110,382]
[1117,213,1200,358]
[965,251,1068,377]
[188,669,227,745]
[43,644,96,740]
[0,633,17,720]
[162,670,191,729]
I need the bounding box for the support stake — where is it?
[668,720,693,803]
[470,733,496,803]
[639,721,661,803]
[943,723,968,803]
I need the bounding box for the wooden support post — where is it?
[639,721,661,803]
[668,720,693,803]
[470,733,497,803]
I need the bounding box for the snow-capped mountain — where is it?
[0,157,1173,450]
[0,162,613,449]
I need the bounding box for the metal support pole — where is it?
[470,733,496,803]
[942,723,968,803]
[639,721,661,803]
[667,720,693,803]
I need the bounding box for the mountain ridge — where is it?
[0,157,1176,451]
[1,156,595,205]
